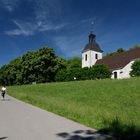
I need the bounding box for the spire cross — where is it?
[91,20,95,33]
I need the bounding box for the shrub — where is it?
[130,60,140,77]
[90,64,111,79]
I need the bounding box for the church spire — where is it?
[89,32,96,43]
[91,21,94,32]
[82,32,103,53]
[89,21,96,43]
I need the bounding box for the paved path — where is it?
[0,95,114,140]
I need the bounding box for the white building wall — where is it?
[111,60,135,79]
[82,50,102,68]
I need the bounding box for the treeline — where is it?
[104,45,140,58]
[0,47,66,85]
[55,64,111,81]
[0,46,111,85]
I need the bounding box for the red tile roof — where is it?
[96,48,140,70]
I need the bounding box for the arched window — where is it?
[95,54,98,59]
[85,54,87,61]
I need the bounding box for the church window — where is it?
[85,54,87,61]
[95,54,98,59]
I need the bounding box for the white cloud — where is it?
[3,0,67,36]
[38,23,68,32]
[5,20,36,36]
[34,0,62,23]
[53,35,85,58]
[5,19,67,36]
[1,0,20,12]
[5,29,33,36]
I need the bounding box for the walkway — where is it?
[0,95,114,140]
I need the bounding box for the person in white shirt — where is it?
[1,85,6,100]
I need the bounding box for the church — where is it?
[82,32,140,79]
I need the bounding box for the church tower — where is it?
[82,32,103,68]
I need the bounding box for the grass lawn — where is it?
[8,78,140,137]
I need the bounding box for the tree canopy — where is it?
[0,46,66,85]
[104,48,125,58]
[130,60,140,77]
[55,64,111,82]
[129,45,140,50]
[90,64,111,79]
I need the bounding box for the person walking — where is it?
[1,85,6,100]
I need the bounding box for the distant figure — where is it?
[1,85,6,100]
[73,77,76,80]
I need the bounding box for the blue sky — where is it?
[0,0,140,66]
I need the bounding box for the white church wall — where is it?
[90,51,102,66]
[82,51,91,68]
[82,50,102,68]
[111,60,134,79]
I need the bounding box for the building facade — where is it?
[82,32,103,68]
[82,33,140,79]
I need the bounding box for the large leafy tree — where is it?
[0,46,66,85]
[0,57,22,85]
[130,60,140,77]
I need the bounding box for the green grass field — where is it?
[8,78,140,131]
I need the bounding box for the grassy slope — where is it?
[8,78,140,129]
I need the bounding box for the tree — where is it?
[130,60,140,77]
[117,48,125,53]
[80,67,92,80]
[55,68,83,82]
[66,57,81,69]
[55,69,67,82]
[104,48,125,58]
[55,57,82,82]
[0,46,67,85]
[90,64,111,79]
[129,45,140,50]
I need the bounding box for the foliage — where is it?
[0,46,66,85]
[129,45,140,50]
[104,45,140,58]
[117,48,125,53]
[55,69,67,81]
[104,48,125,58]
[130,60,140,77]
[90,64,111,79]
[55,57,83,82]
[80,67,92,80]
[0,47,111,84]
[66,57,81,69]
[55,68,82,81]
[100,117,140,140]
[55,64,111,82]
[0,44,113,85]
